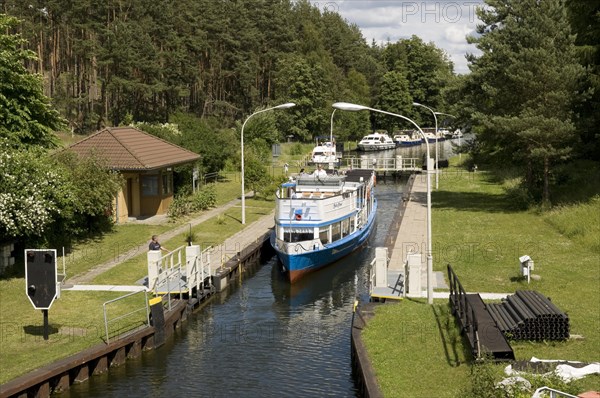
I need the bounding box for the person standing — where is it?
[149,235,168,252]
[313,164,327,178]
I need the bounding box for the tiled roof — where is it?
[66,126,200,170]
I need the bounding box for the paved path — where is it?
[385,172,511,298]
[387,173,446,292]
[204,209,275,274]
[68,197,271,284]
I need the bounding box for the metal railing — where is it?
[532,387,577,398]
[148,246,184,292]
[447,264,480,359]
[154,265,185,311]
[186,246,212,296]
[103,290,150,344]
[344,157,420,171]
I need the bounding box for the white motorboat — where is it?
[357,132,396,151]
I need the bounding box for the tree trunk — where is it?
[542,156,550,207]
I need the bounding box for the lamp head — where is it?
[412,102,422,106]
[274,102,296,109]
[332,102,369,112]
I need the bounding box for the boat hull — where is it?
[272,199,377,283]
[357,144,396,151]
[397,140,421,147]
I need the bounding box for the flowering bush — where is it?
[0,146,65,239]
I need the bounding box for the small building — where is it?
[67,126,200,223]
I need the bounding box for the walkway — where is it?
[67,197,272,284]
[386,172,511,298]
[387,173,447,292]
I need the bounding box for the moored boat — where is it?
[357,132,396,151]
[271,169,377,283]
[393,131,421,147]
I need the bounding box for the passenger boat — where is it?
[271,169,377,283]
[393,132,421,147]
[357,132,396,151]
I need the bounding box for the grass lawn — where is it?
[0,278,148,383]
[361,161,600,397]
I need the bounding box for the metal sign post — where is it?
[25,249,58,340]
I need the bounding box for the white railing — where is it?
[103,290,150,343]
[186,245,212,296]
[147,246,185,291]
[532,387,577,398]
[345,157,420,171]
[147,245,213,308]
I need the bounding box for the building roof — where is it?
[66,126,200,171]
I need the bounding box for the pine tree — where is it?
[0,14,64,148]
[467,0,584,204]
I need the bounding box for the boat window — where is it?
[350,217,356,232]
[284,232,314,243]
[341,218,350,237]
[319,227,329,244]
[332,222,341,242]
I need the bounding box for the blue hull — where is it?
[272,199,377,282]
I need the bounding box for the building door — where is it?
[126,178,133,217]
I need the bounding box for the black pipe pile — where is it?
[487,290,570,341]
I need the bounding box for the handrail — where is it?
[532,387,577,398]
[344,157,420,171]
[447,264,480,358]
[103,290,149,344]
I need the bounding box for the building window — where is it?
[141,175,159,196]
[162,172,173,195]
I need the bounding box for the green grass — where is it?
[0,278,147,383]
[361,301,471,398]
[362,161,600,397]
[92,198,274,285]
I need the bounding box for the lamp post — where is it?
[413,102,440,189]
[330,108,336,143]
[436,112,458,159]
[332,102,434,304]
[241,102,296,225]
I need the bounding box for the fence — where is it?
[103,290,150,343]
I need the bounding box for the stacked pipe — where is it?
[487,290,569,341]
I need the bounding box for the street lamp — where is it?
[330,108,336,144]
[413,102,440,189]
[332,102,434,304]
[436,112,458,159]
[241,102,296,225]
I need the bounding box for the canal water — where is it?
[63,141,458,397]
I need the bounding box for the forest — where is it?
[1,0,599,245]
[1,0,454,139]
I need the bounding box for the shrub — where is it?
[168,184,217,220]
[289,142,304,156]
[193,183,217,210]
